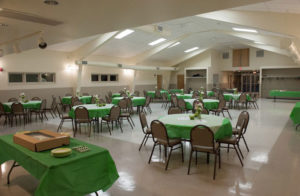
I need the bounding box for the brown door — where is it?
[177,74,184,89]
[157,75,162,89]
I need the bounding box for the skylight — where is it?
[232,27,258,33]
[184,47,199,53]
[148,38,166,46]
[168,42,180,48]
[115,29,134,39]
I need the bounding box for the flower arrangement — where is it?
[233,88,238,94]
[19,92,26,102]
[189,103,202,120]
[181,88,184,95]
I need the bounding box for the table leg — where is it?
[7,161,20,185]
[296,124,300,130]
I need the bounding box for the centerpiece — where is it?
[181,88,184,95]
[189,103,202,120]
[19,92,28,102]
[233,88,238,94]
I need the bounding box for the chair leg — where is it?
[144,134,150,146]
[127,117,133,129]
[207,152,210,164]
[118,120,123,133]
[139,134,147,151]
[129,116,135,126]
[165,147,173,170]
[213,154,217,180]
[237,144,244,159]
[57,119,63,132]
[227,110,232,120]
[107,121,112,135]
[181,143,184,162]
[148,143,156,164]
[187,150,193,175]
[233,145,243,167]
[242,135,250,152]
[218,148,221,169]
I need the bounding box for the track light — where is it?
[38,37,47,49]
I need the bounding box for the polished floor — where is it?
[0,99,300,196]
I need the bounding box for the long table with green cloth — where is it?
[62,96,92,105]
[112,97,146,107]
[3,101,42,112]
[169,89,183,94]
[269,90,300,100]
[184,99,219,110]
[112,93,121,98]
[146,90,169,98]
[159,114,232,140]
[69,104,113,118]
[191,91,215,97]
[290,102,300,127]
[223,93,251,101]
[0,134,119,196]
[168,94,192,100]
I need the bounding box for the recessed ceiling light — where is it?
[254,41,264,44]
[184,47,199,53]
[115,29,134,39]
[232,27,257,33]
[168,42,180,48]
[148,38,166,46]
[44,0,59,5]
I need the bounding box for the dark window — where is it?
[110,74,118,81]
[26,73,39,82]
[41,73,55,82]
[9,73,23,83]
[101,74,108,81]
[91,74,99,82]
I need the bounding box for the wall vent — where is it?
[222,52,229,59]
[256,50,264,57]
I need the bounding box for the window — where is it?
[91,74,99,82]
[41,73,55,82]
[26,73,39,82]
[110,74,118,81]
[101,74,108,81]
[9,73,23,83]
[91,74,119,82]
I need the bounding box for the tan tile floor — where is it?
[0,99,300,196]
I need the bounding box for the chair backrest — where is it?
[91,96,96,104]
[11,102,24,113]
[151,120,169,145]
[105,95,112,103]
[109,105,121,121]
[218,98,226,109]
[192,99,200,113]
[71,97,79,106]
[8,98,18,102]
[239,93,247,102]
[218,94,225,101]
[145,96,151,107]
[99,98,105,104]
[73,101,83,106]
[82,93,89,96]
[40,99,47,110]
[74,106,89,121]
[118,98,128,110]
[139,112,149,133]
[171,94,178,107]
[168,107,182,114]
[236,111,249,134]
[31,97,41,101]
[51,96,57,109]
[108,91,112,97]
[143,90,147,97]
[155,90,161,97]
[177,99,186,110]
[134,91,140,96]
[65,93,72,96]
[190,125,215,151]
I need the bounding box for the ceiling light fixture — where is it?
[148,38,166,46]
[38,37,47,49]
[44,0,59,5]
[168,42,180,48]
[254,41,264,44]
[115,29,134,39]
[184,47,199,53]
[232,27,258,33]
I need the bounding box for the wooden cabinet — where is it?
[232,48,249,67]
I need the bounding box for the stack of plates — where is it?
[51,148,72,158]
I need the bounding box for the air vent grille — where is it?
[222,52,229,59]
[256,50,264,57]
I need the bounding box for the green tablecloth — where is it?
[112,93,121,98]
[223,93,251,101]
[159,114,232,140]
[69,104,113,118]
[269,90,300,98]
[184,99,219,110]
[3,101,42,112]
[191,91,214,97]
[169,89,183,94]
[168,94,192,101]
[290,102,300,125]
[112,97,146,107]
[146,90,169,98]
[62,96,92,105]
[0,134,119,196]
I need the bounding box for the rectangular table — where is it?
[290,102,300,129]
[269,90,300,101]
[0,134,119,196]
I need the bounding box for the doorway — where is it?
[177,74,184,89]
[157,75,162,89]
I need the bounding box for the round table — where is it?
[112,93,121,98]
[3,101,42,112]
[159,114,232,140]
[223,93,251,101]
[112,97,146,107]
[184,99,219,110]
[62,96,92,105]
[168,94,192,100]
[69,104,113,118]
[146,90,169,98]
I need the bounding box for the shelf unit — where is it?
[184,68,208,90]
